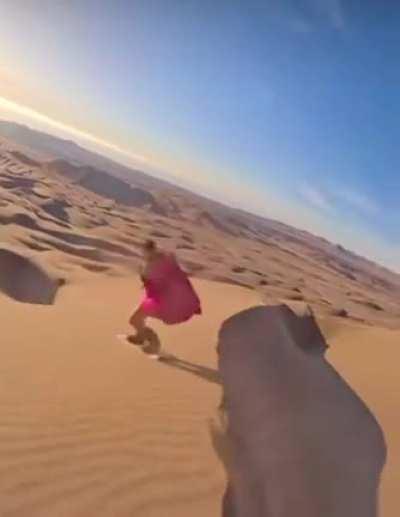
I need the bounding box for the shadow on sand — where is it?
[129,328,221,387]
[159,355,221,386]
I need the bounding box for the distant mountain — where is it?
[0,120,155,189]
[45,160,158,209]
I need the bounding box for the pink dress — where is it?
[140,254,202,324]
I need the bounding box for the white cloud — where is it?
[298,184,333,212]
[287,17,313,34]
[292,182,399,270]
[336,189,379,215]
[318,0,346,30]
[285,0,346,33]
[298,182,379,217]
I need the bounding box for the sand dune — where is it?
[1,134,400,329]
[0,278,258,517]
[46,160,158,209]
[0,279,398,516]
[0,246,61,304]
[327,324,400,517]
[40,199,71,223]
[0,129,399,516]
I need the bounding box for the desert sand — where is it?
[0,127,399,516]
[0,278,259,517]
[1,279,399,516]
[327,324,399,517]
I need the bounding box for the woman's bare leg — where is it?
[129,307,148,344]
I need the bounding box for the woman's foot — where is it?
[127,327,155,346]
[127,333,146,345]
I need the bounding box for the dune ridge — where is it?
[1,132,400,328]
[0,245,62,304]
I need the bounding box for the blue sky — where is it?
[0,1,399,270]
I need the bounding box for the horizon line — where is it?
[0,96,398,275]
[0,95,150,169]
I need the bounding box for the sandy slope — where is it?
[327,324,400,517]
[0,133,399,516]
[0,277,398,516]
[0,278,259,517]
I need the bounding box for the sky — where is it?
[0,0,399,271]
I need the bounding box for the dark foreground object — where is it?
[217,304,386,517]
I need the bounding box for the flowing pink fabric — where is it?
[140,254,202,324]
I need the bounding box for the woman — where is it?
[129,239,202,344]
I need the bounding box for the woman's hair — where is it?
[143,239,156,253]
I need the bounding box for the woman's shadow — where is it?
[159,354,221,386]
[138,328,221,386]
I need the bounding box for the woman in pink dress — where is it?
[129,240,202,343]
